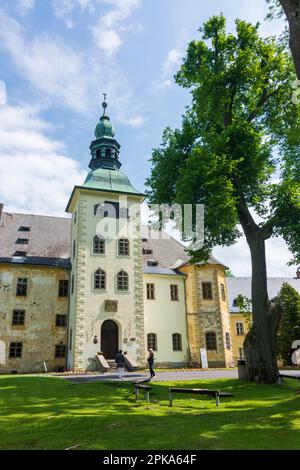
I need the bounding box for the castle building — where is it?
[1,100,297,374]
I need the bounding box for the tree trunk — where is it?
[243,236,280,383]
[280,0,300,80]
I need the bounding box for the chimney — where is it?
[0,203,3,224]
[297,268,300,280]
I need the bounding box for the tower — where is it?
[66,96,145,371]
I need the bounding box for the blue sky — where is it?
[0,0,296,277]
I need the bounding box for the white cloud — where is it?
[0,103,85,216]
[52,0,94,19]
[17,0,35,14]
[91,0,141,55]
[156,29,189,91]
[0,8,145,125]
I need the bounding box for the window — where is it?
[69,329,72,350]
[93,235,105,254]
[236,322,245,336]
[71,274,74,294]
[58,280,69,297]
[16,278,27,296]
[143,248,153,255]
[172,333,182,351]
[205,332,217,351]
[225,332,231,350]
[94,201,120,218]
[9,342,22,358]
[56,314,67,327]
[117,270,129,291]
[118,238,129,256]
[73,240,76,260]
[12,310,25,326]
[55,344,67,358]
[14,251,27,257]
[147,333,157,351]
[19,226,31,232]
[74,211,77,224]
[232,298,238,307]
[220,283,226,301]
[170,285,179,301]
[16,238,29,244]
[94,269,106,290]
[147,260,158,266]
[202,282,213,300]
[239,348,245,360]
[146,283,155,300]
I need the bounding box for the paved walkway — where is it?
[61,369,239,383]
[60,368,299,384]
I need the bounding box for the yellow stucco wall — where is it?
[178,264,234,367]
[143,273,188,366]
[0,264,69,373]
[230,313,251,362]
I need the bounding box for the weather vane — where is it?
[102,93,108,116]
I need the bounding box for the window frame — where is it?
[220,283,226,301]
[12,310,25,326]
[58,280,69,297]
[9,342,23,358]
[93,235,105,254]
[236,322,245,336]
[202,282,213,300]
[147,333,157,351]
[205,331,217,351]
[117,270,129,291]
[16,278,28,296]
[55,344,67,358]
[146,283,155,300]
[94,269,106,290]
[225,332,231,350]
[172,333,182,351]
[56,314,67,327]
[118,238,130,256]
[170,284,179,301]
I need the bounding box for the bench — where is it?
[134,384,152,403]
[278,374,300,386]
[168,387,234,407]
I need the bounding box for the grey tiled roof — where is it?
[0,210,226,272]
[227,276,300,312]
[0,256,71,268]
[0,212,71,259]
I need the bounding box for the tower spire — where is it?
[102,93,108,117]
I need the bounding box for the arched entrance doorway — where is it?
[101,320,119,359]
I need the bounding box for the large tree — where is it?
[276,282,300,365]
[268,0,300,79]
[146,15,300,383]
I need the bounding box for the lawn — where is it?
[0,375,299,450]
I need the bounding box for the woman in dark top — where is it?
[147,348,155,378]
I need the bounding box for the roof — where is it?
[0,212,71,263]
[0,257,71,269]
[83,168,144,196]
[0,210,227,274]
[227,277,300,312]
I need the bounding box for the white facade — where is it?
[143,273,189,366]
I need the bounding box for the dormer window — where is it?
[13,251,27,257]
[16,238,29,245]
[147,260,158,267]
[143,248,153,255]
[19,226,31,232]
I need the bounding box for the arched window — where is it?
[147,333,157,351]
[225,332,231,350]
[118,238,129,256]
[117,270,129,291]
[205,331,217,351]
[94,269,106,290]
[172,333,182,351]
[232,298,238,307]
[93,235,105,254]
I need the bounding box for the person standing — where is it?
[115,349,125,380]
[147,348,155,379]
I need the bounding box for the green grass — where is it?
[0,375,299,450]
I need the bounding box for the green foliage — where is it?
[146,15,300,263]
[236,294,253,328]
[277,282,300,365]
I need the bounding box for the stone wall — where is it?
[0,264,69,373]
